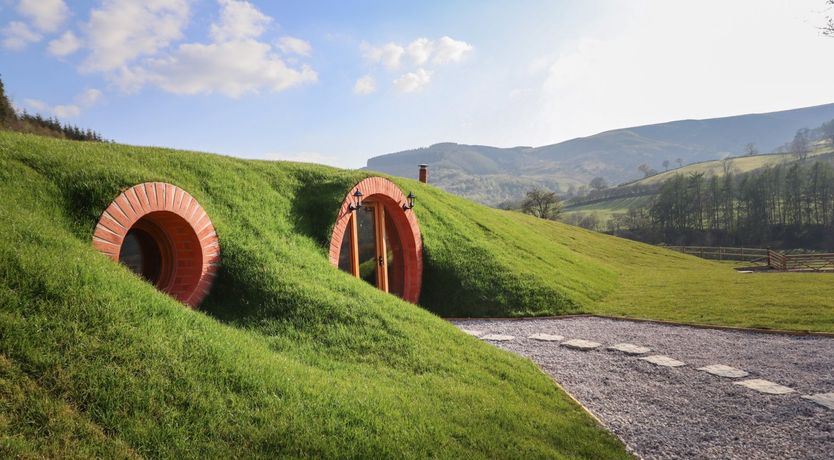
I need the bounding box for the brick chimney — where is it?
[418,164,428,184]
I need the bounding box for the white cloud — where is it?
[47,30,81,56]
[394,68,431,93]
[51,104,81,118]
[210,0,270,42]
[76,88,103,106]
[140,40,317,97]
[406,37,433,65]
[276,36,311,56]
[362,41,405,70]
[1,21,41,50]
[18,0,69,33]
[23,98,48,111]
[75,0,316,98]
[431,36,472,64]
[22,88,103,119]
[353,75,376,95]
[82,0,190,72]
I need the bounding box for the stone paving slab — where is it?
[734,379,795,395]
[528,333,564,342]
[460,329,483,337]
[697,364,749,378]
[561,339,601,350]
[608,343,651,355]
[481,334,514,342]
[640,355,685,367]
[801,393,834,410]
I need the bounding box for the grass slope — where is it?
[564,143,834,221]
[0,132,627,458]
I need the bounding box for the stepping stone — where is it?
[561,339,601,350]
[528,333,564,342]
[608,343,651,355]
[802,393,834,410]
[481,334,514,342]
[640,355,685,367]
[697,364,749,378]
[734,379,795,395]
[460,329,484,337]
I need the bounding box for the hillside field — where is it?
[2,132,833,457]
[563,142,834,221]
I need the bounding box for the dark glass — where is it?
[338,216,354,273]
[356,205,378,286]
[119,228,162,285]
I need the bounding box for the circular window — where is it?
[92,183,220,308]
[119,227,163,285]
[329,177,423,303]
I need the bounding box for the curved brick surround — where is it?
[92,183,220,308]
[329,177,423,303]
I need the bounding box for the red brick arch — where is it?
[92,182,220,308]
[329,177,423,303]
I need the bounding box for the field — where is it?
[2,131,833,457]
[563,143,834,222]
[629,142,833,187]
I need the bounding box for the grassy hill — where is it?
[0,131,628,458]
[563,142,834,222]
[2,132,833,457]
[367,103,834,205]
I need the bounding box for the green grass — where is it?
[2,131,832,458]
[631,143,834,187]
[565,142,834,219]
[505,216,834,332]
[0,132,627,458]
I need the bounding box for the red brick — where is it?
[93,182,221,309]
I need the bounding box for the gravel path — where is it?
[451,317,834,460]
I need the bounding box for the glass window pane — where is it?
[356,205,378,286]
[385,210,405,298]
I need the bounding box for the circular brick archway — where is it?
[329,177,423,303]
[92,182,220,308]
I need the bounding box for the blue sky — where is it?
[2,0,834,168]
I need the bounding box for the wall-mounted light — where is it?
[349,190,364,211]
[402,191,416,211]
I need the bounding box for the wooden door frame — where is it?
[348,202,389,293]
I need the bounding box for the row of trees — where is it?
[0,76,105,142]
[621,160,834,249]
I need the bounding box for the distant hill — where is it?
[562,141,834,229]
[365,103,834,205]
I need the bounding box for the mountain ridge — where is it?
[365,102,834,205]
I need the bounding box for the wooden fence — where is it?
[766,250,834,272]
[664,246,769,263]
[665,246,834,271]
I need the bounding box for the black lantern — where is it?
[402,191,415,211]
[348,190,363,211]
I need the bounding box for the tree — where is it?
[589,176,608,191]
[638,163,658,178]
[521,187,563,220]
[0,75,17,126]
[676,158,683,168]
[821,119,834,145]
[791,128,811,161]
[663,160,670,171]
[824,0,834,37]
[744,142,758,156]
[721,157,734,175]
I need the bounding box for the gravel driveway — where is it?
[451,317,834,460]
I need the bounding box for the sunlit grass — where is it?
[0,132,627,458]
